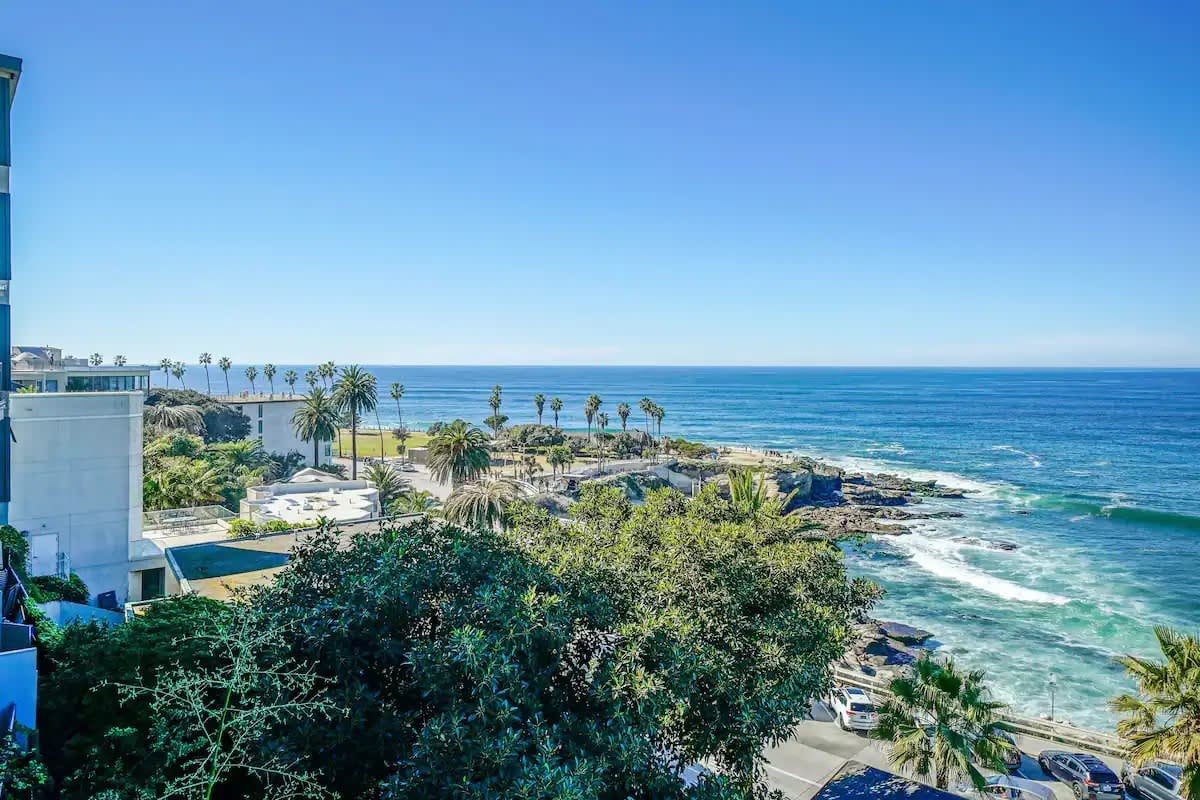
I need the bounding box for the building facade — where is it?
[11,346,152,393]
[1,54,23,524]
[8,392,143,603]
[218,395,333,466]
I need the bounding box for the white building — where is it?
[8,392,144,604]
[241,468,379,525]
[217,395,332,466]
[11,345,152,393]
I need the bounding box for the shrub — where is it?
[0,524,29,575]
[666,437,716,459]
[28,573,90,604]
[227,519,259,537]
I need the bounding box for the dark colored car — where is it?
[999,732,1023,772]
[1121,761,1184,800]
[1038,750,1125,800]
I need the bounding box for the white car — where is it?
[827,686,880,731]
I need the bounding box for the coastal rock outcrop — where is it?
[845,618,937,673]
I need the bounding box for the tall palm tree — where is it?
[199,352,213,394]
[244,365,258,394]
[318,361,335,389]
[533,393,545,425]
[873,653,1012,790]
[332,365,378,479]
[283,369,298,396]
[1111,627,1200,799]
[427,419,491,487]
[364,463,408,510]
[159,358,173,388]
[113,354,127,367]
[304,369,319,391]
[442,476,522,531]
[171,361,187,389]
[639,397,653,434]
[488,384,503,427]
[584,394,601,442]
[550,397,563,429]
[390,382,404,427]
[652,403,665,439]
[617,402,631,432]
[218,357,232,394]
[596,411,609,469]
[263,363,277,396]
[292,387,338,468]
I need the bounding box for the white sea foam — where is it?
[889,534,1071,606]
[795,450,1011,498]
[991,444,1043,468]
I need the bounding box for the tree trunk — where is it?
[350,405,358,479]
[313,437,320,468]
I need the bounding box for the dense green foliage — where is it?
[503,423,566,449]
[27,574,90,605]
[144,389,251,443]
[665,437,716,459]
[427,419,491,487]
[30,484,875,798]
[1111,626,1200,799]
[873,653,1012,790]
[142,432,302,512]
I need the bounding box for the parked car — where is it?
[399,462,417,472]
[1038,750,1125,800]
[955,774,1055,800]
[827,686,879,731]
[1121,761,1183,800]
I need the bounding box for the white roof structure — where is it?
[242,468,381,525]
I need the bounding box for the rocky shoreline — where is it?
[844,617,936,677]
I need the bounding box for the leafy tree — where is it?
[198,352,212,394]
[1,724,50,799]
[617,402,631,431]
[1111,627,1200,799]
[483,413,509,436]
[145,388,251,443]
[283,369,298,395]
[244,365,258,394]
[504,424,565,449]
[443,476,522,530]
[873,652,1013,790]
[549,396,563,428]
[263,363,277,396]
[218,356,232,394]
[427,419,490,487]
[292,388,338,468]
[547,444,574,476]
[365,463,409,508]
[533,393,545,425]
[332,365,378,479]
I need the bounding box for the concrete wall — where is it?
[224,398,331,466]
[8,392,142,603]
[38,599,124,626]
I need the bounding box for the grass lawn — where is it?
[337,428,431,459]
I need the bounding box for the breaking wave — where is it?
[889,534,1071,606]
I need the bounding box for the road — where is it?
[761,700,1125,799]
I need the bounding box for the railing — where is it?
[832,664,1126,758]
[142,505,236,536]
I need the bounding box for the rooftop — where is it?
[810,762,961,800]
[244,468,380,525]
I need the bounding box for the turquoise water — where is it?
[218,366,1200,730]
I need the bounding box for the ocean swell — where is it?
[1038,495,1200,533]
[887,535,1072,606]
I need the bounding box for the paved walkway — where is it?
[762,701,1124,800]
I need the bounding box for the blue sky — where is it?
[2,1,1197,366]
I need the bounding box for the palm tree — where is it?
[263,363,277,396]
[332,365,378,480]
[550,397,563,429]
[199,352,213,394]
[1111,627,1200,799]
[318,361,335,389]
[390,382,404,428]
[547,444,573,477]
[651,403,665,439]
[533,393,545,425]
[244,365,258,394]
[873,653,1013,790]
[442,476,522,531]
[89,352,103,366]
[584,394,601,443]
[159,358,173,388]
[392,425,411,462]
[639,397,653,433]
[427,419,491,487]
[283,369,298,396]
[291,387,338,468]
[171,361,187,389]
[304,369,318,391]
[617,402,631,432]
[364,463,408,510]
[113,355,127,367]
[596,412,609,469]
[488,384,503,428]
[144,403,205,435]
[218,357,232,394]
[389,489,440,514]
[210,439,269,474]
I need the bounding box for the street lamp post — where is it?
[1048,672,1058,721]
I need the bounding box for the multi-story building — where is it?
[217,394,333,466]
[11,345,152,393]
[8,392,144,604]
[2,52,23,526]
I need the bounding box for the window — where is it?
[324,444,332,457]
[1148,770,1174,789]
[140,568,165,600]
[258,404,263,418]
[258,420,263,434]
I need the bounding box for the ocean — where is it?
[212,365,1200,730]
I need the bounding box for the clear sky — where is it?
[2,1,1197,366]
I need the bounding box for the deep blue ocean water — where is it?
[214,366,1200,729]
